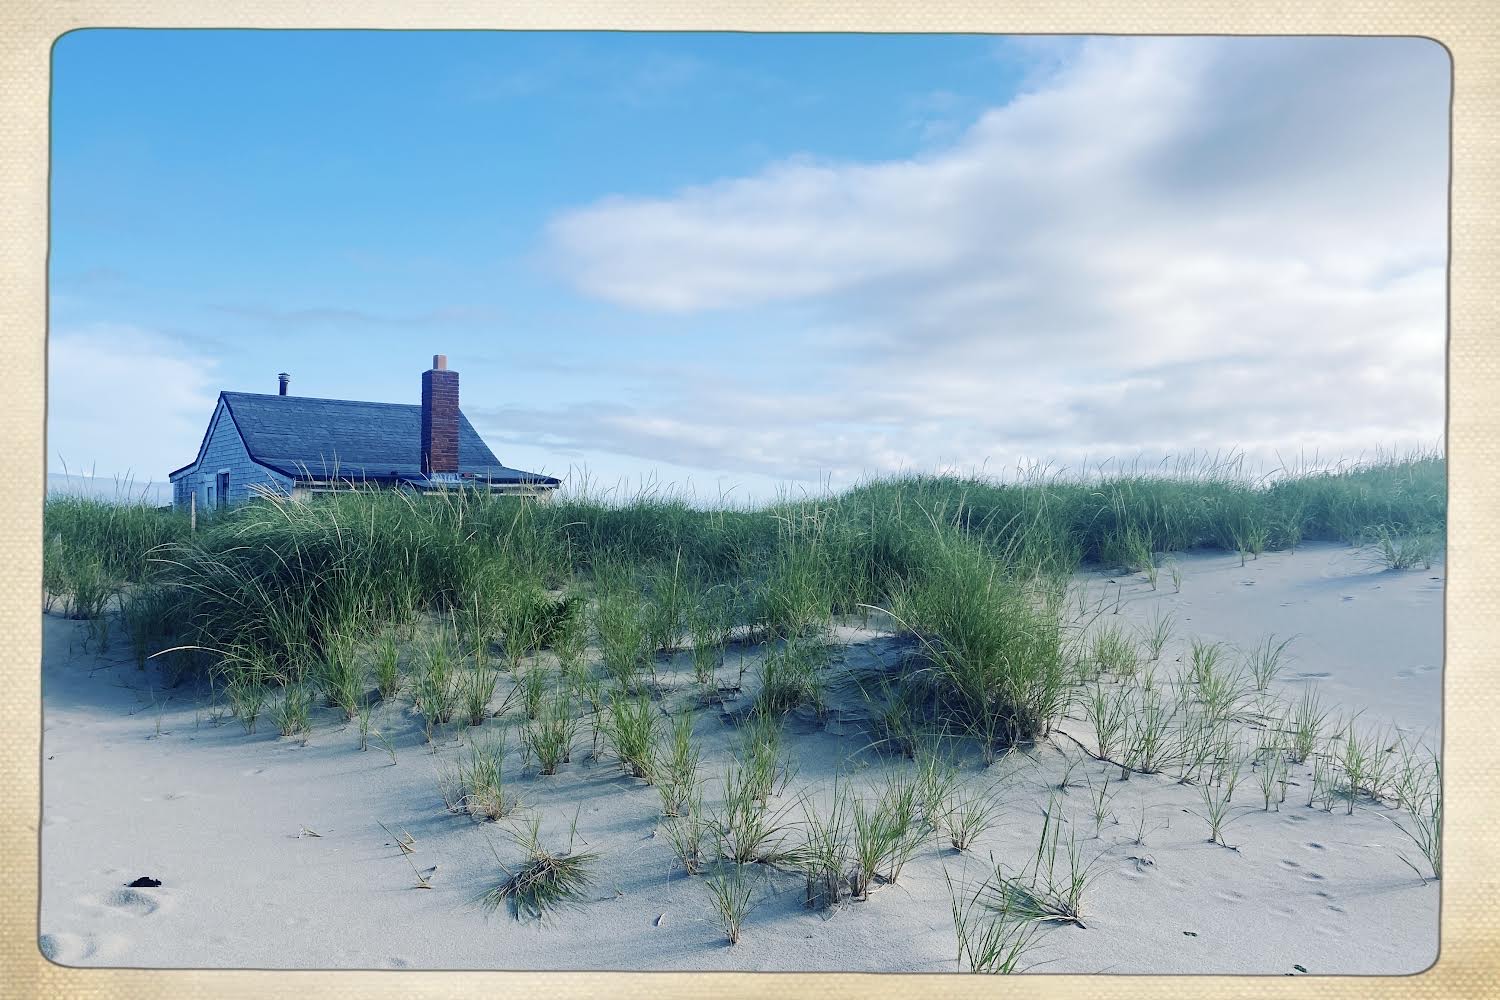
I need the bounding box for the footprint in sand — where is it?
[1302,872,1326,882]
[92,887,162,917]
[39,930,131,965]
[387,957,411,969]
[1280,859,1302,869]
[1306,842,1326,850]
[242,767,266,777]
[39,932,95,964]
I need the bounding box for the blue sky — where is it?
[48,32,1449,501]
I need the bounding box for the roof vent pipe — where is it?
[278,373,290,396]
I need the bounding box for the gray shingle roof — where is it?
[215,391,559,485]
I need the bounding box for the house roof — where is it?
[170,391,559,486]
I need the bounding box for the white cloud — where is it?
[47,324,221,484]
[541,37,1449,488]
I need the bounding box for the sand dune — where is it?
[39,541,1441,973]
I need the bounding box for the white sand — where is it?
[40,541,1441,973]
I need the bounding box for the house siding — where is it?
[169,398,294,511]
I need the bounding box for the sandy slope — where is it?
[39,541,1441,973]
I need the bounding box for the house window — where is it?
[216,471,230,509]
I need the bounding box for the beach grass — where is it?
[604,692,660,781]
[993,799,1097,927]
[947,867,1043,974]
[710,761,802,866]
[478,813,598,922]
[39,450,1448,966]
[702,861,757,945]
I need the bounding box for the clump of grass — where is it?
[863,674,921,758]
[446,735,516,820]
[121,583,175,669]
[226,672,269,735]
[65,555,118,623]
[643,551,691,656]
[992,799,1096,927]
[1187,638,1229,687]
[523,694,579,776]
[656,712,703,817]
[271,683,312,738]
[1392,735,1439,812]
[888,524,1069,757]
[519,664,549,721]
[1082,679,1131,761]
[702,862,757,945]
[947,868,1042,974]
[755,636,827,716]
[460,663,501,727]
[663,788,707,875]
[412,630,459,739]
[218,645,274,734]
[710,762,802,866]
[756,517,836,640]
[1197,660,1251,724]
[604,692,659,781]
[799,784,853,910]
[1369,525,1440,571]
[687,584,737,695]
[1392,755,1441,882]
[1175,706,1225,785]
[478,813,598,922]
[941,785,1004,852]
[1289,686,1328,763]
[1308,747,1336,811]
[1085,773,1118,836]
[849,772,925,897]
[551,602,588,679]
[1195,757,1243,847]
[1137,609,1175,663]
[595,586,651,692]
[314,631,365,720]
[1090,623,1138,678]
[455,589,503,669]
[1255,741,1289,811]
[913,739,961,821]
[1246,634,1295,692]
[737,708,796,805]
[1333,716,1385,814]
[374,631,403,701]
[498,584,573,672]
[1125,526,1159,589]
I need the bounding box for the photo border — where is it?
[3,2,1495,997]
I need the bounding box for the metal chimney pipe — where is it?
[278,372,291,396]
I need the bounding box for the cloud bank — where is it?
[48,325,221,485]
[539,37,1449,487]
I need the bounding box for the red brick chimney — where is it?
[421,354,459,475]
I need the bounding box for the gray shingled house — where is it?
[167,356,559,511]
